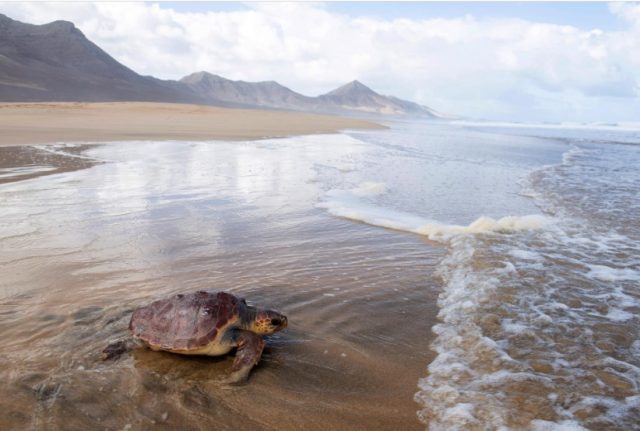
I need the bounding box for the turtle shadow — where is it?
[103,339,292,390]
[130,348,268,395]
[134,346,230,367]
[129,346,234,384]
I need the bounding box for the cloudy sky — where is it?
[1,1,639,122]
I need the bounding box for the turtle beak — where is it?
[273,315,287,331]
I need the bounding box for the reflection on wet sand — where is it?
[0,137,442,430]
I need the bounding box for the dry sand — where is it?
[0,102,384,146]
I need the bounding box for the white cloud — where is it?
[610,2,640,27]
[0,1,639,122]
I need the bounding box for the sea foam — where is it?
[586,264,640,282]
[317,129,640,430]
[318,182,551,242]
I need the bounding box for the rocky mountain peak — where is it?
[326,80,378,97]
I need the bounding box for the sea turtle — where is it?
[104,290,288,383]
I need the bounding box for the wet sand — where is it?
[0,247,442,431]
[0,102,384,146]
[0,137,442,430]
[0,145,98,184]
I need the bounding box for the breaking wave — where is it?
[318,182,550,241]
[319,134,640,430]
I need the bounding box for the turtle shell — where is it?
[129,290,244,350]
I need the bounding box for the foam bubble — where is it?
[351,181,387,196]
[605,308,634,322]
[586,265,640,282]
[441,403,478,424]
[414,215,550,240]
[509,249,543,261]
[561,146,586,166]
[530,420,589,431]
[501,320,530,334]
[631,340,640,356]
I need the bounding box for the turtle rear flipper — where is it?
[225,330,265,384]
[102,339,137,360]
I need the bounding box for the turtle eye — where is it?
[271,318,281,326]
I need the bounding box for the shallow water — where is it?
[0,135,443,430]
[1,121,639,430]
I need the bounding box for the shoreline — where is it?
[0,102,385,147]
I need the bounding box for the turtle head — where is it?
[248,308,288,335]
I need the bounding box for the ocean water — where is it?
[0,120,638,430]
[334,121,640,430]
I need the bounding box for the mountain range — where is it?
[0,13,442,118]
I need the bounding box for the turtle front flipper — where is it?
[225,330,265,384]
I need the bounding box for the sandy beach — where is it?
[0,102,384,146]
[0,106,433,431]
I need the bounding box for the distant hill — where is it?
[0,13,445,118]
[180,71,314,110]
[0,13,200,103]
[315,80,440,117]
[181,73,441,117]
